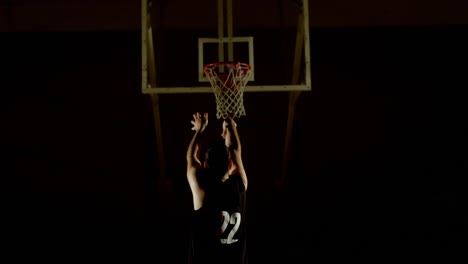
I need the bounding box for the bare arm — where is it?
[193,112,209,168]
[186,112,208,210]
[226,118,248,190]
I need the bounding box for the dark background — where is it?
[1,0,467,263]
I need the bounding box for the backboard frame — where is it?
[141,0,312,94]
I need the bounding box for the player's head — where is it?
[204,139,231,178]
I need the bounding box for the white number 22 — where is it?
[220,211,241,244]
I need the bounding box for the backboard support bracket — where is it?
[141,0,312,94]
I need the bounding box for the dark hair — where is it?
[204,139,231,179]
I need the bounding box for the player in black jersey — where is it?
[186,112,248,264]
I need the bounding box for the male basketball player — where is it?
[186,112,248,264]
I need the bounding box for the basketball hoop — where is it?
[204,62,252,120]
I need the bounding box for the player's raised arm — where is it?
[225,118,247,191]
[186,112,208,210]
[193,112,208,168]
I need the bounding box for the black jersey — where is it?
[188,173,248,264]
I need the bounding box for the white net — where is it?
[204,62,251,119]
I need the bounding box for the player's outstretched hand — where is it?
[191,112,202,132]
[200,112,209,133]
[224,118,237,129]
[229,118,237,129]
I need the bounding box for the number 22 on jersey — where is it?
[220,211,241,244]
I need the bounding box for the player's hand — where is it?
[200,112,209,133]
[222,118,237,130]
[228,118,237,129]
[191,112,203,132]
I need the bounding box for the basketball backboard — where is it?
[141,0,311,94]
